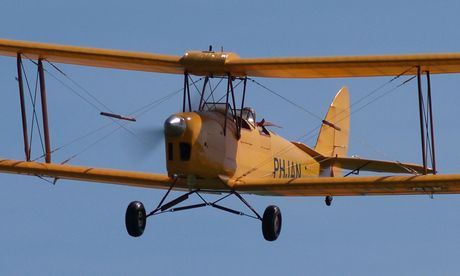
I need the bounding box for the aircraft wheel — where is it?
[262,205,282,241]
[325,196,333,206]
[125,201,146,237]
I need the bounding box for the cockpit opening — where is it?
[202,102,257,131]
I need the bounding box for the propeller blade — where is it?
[121,126,165,164]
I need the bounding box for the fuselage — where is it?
[164,108,321,191]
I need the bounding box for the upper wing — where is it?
[225,54,460,78]
[0,159,188,191]
[2,38,460,78]
[0,38,183,74]
[231,174,460,196]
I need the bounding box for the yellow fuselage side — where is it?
[165,111,320,191]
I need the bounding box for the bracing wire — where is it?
[240,70,417,178]
[24,57,199,163]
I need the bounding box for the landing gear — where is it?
[262,205,282,242]
[125,201,146,237]
[125,189,282,241]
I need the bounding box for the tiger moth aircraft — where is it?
[1,39,460,241]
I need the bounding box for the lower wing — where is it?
[0,159,186,191]
[232,174,460,196]
[1,158,456,197]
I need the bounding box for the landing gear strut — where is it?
[124,191,282,241]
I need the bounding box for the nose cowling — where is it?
[164,112,235,181]
[164,115,186,137]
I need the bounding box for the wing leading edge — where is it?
[2,38,460,78]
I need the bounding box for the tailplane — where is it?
[315,86,350,176]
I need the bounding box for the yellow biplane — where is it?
[1,39,460,241]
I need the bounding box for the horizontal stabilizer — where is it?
[324,157,433,175]
[292,142,431,175]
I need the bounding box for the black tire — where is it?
[125,201,146,237]
[262,205,282,241]
[325,196,333,206]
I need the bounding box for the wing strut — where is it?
[198,76,209,111]
[15,56,53,163]
[224,73,238,137]
[38,59,52,163]
[426,71,437,174]
[182,71,192,112]
[16,54,30,161]
[416,67,436,175]
[237,77,248,140]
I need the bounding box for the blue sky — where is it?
[1,1,460,275]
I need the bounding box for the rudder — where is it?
[314,86,350,177]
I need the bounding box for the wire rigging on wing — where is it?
[23,55,419,177]
[17,59,47,161]
[239,69,417,178]
[25,58,199,163]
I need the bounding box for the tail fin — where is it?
[315,86,350,177]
